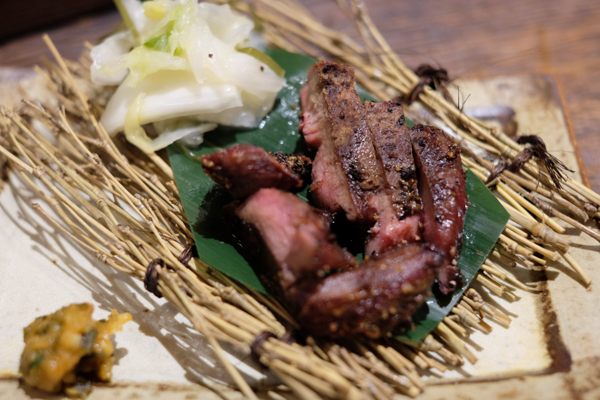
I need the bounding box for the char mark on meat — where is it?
[410,125,468,294]
[200,144,311,199]
[363,101,423,257]
[300,244,442,338]
[365,101,421,218]
[270,151,312,178]
[232,188,358,308]
[299,61,383,224]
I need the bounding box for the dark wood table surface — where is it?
[1,0,599,190]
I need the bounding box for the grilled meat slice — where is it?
[230,188,438,339]
[204,60,470,339]
[299,68,427,256]
[364,205,422,257]
[299,61,383,223]
[365,101,421,218]
[200,144,311,198]
[410,125,468,294]
[233,188,358,306]
[300,244,442,338]
[364,101,423,256]
[270,151,312,178]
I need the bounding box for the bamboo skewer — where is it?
[503,228,558,261]
[501,202,571,252]
[435,323,477,364]
[505,223,528,238]
[559,250,592,287]
[418,335,463,366]
[504,178,600,244]
[443,316,469,338]
[209,0,600,221]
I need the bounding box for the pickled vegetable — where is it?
[91,0,286,152]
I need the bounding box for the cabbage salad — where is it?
[91,0,285,152]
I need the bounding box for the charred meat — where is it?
[365,101,421,218]
[364,197,422,257]
[299,61,383,224]
[410,125,467,294]
[232,188,357,306]
[364,101,423,256]
[201,60,468,339]
[300,63,423,256]
[300,62,467,293]
[229,188,439,339]
[200,144,311,198]
[300,244,442,338]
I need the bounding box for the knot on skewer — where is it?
[279,330,296,345]
[144,258,164,298]
[89,153,104,167]
[486,135,573,189]
[250,331,276,366]
[250,331,295,367]
[177,245,194,266]
[32,166,46,178]
[405,64,452,105]
[94,251,108,264]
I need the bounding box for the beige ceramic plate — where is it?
[0,70,598,399]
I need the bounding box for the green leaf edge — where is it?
[396,169,510,343]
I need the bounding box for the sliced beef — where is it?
[230,189,440,339]
[299,62,422,257]
[365,101,421,218]
[364,207,421,256]
[410,125,467,294]
[299,61,383,224]
[300,244,442,338]
[364,101,423,256]
[233,188,358,306]
[200,144,311,198]
[203,60,469,339]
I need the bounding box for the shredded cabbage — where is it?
[114,0,146,44]
[92,0,285,152]
[91,31,134,86]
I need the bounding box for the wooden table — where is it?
[1,0,599,190]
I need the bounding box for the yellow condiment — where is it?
[19,303,131,397]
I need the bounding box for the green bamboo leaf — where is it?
[168,50,316,292]
[396,169,509,343]
[167,49,509,341]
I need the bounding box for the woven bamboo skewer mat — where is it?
[0,69,597,399]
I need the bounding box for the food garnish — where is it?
[19,304,131,398]
[91,0,285,152]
